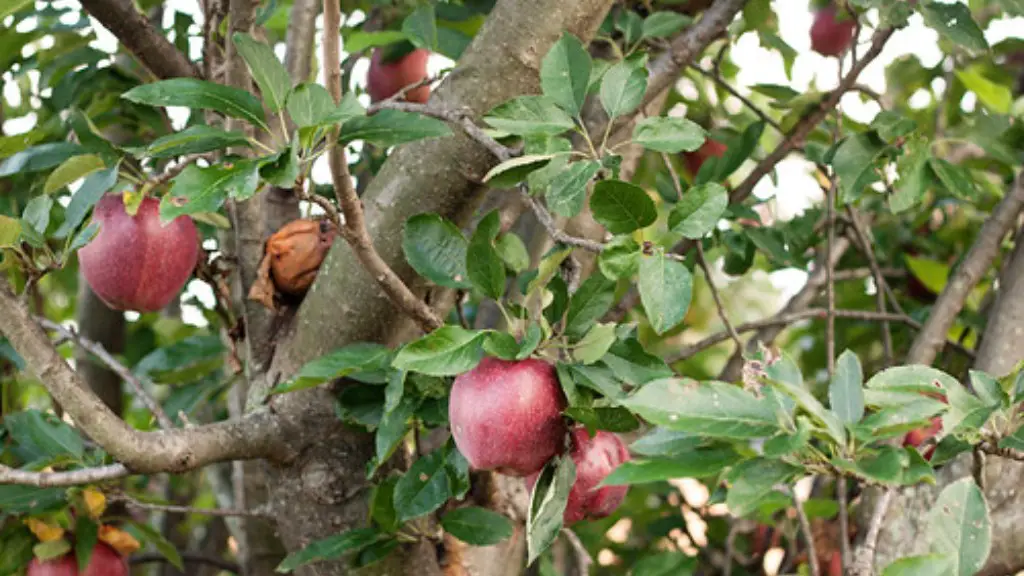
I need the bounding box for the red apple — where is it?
[827,550,843,576]
[366,47,431,104]
[449,357,568,476]
[79,194,199,313]
[810,5,857,57]
[529,427,631,524]
[27,543,128,576]
[903,416,943,460]
[682,139,727,176]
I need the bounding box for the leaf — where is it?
[483,154,558,187]
[929,158,977,200]
[495,233,529,274]
[766,373,847,447]
[865,365,959,395]
[275,528,382,572]
[288,84,358,128]
[601,448,742,486]
[4,409,83,460]
[34,540,71,562]
[695,121,765,185]
[375,397,416,469]
[22,195,53,235]
[344,30,409,54]
[668,182,728,239]
[954,67,1010,113]
[892,138,933,213]
[830,350,865,424]
[871,110,918,142]
[726,459,798,517]
[0,485,65,514]
[905,254,949,295]
[125,521,183,571]
[232,33,292,113]
[598,236,640,280]
[926,478,991,576]
[402,214,470,289]
[881,554,953,576]
[0,0,33,21]
[338,109,450,147]
[573,322,617,364]
[159,160,259,222]
[631,552,696,576]
[590,179,657,234]
[564,405,639,433]
[546,160,600,218]
[600,59,647,119]
[638,251,692,335]
[259,141,300,187]
[642,11,692,38]
[619,379,781,438]
[127,126,251,159]
[484,96,575,136]
[74,517,98,573]
[271,343,393,394]
[540,33,591,117]
[921,2,988,51]
[43,154,105,194]
[394,449,451,522]
[632,117,706,153]
[750,83,800,101]
[564,274,616,338]
[0,215,21,248]
[832,132,885,203]
[466,211,505,300]
[629,428,702,457]
[527,454,575,565]
[402,5,437,50]
[392,326,487,376]
[441,508,514,546]
[122,79,266,128]
[0,143,83,177]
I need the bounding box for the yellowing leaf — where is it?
[25,517,65,542]
[98,525,141,555]
[82,487,106,519]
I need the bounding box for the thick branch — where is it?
[906,177,1024,365]
[0,283,288,475]
[0,463,129,487]
[80,0,201,79]
[284,0,319,83]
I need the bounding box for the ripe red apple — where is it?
[27,543,127,576]
[827,550,843,576]
[449,357,568,476]
[810,5,857,57]
[903,416,943,460]
[79,194,199,313]
[529,427,631,524]
[366,47,431,104]
[682,139,727,175]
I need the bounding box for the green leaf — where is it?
[832,132,885,203]
[466,211,505,300]
[0,0,32,21]
[122,79,267,128]
[540,33,591,117]
[260,141,300,187]
[632,117,705,153]
[750,83,800,102]
[22,195,53,235]
[590,179,657,234]
[392,326,487,376]
[43,154,105,194]
[619,379,781,438]
[0,485,65,513]
[484,96,575,136]
[287,83,338,128]
[160,160,259,222]
[926,478,991,576]
[668,182,727,239]
[891,138,933,213]
[271,343,393,394]
[0,143,84,177]
[881,554,953,576]
[339,110,451,147]
[726,458,798,517]
[4,409,84,460]
[275,528,382,573]
[495,233,530,274]
[34,540,71,562]
[564,405,639,434]
[74,517,98,573]
[695,121,765,185]
[836,446,904,483]
[0,215,21,248]
[483,154,558,187]
[905,254,949,295]
[630,552,696,576]
[765,373,847,447]
[232,33,292,112]
[344,30,410,54]
[394,449,451,522]
[601,448,742,486]
[829,350,864,424]
[929,158,977,200]
[642,11,692,38]
[598,236,640,280]
[763,418,811,457]
[600,59,647,119]
[630,428,702,457]
[615,10,643,46]
[375,397,416,469]
[441,508,515,546]
[127,126,251,159]
[403,213,470,289]
[527,454,575,565]
[126,521,184,571]
[402,5,438,50]
[865,365,959,396]
[546,160,600,218]
[573,322,617,364]
[638,251,692,335]
[921,2,988,51]
[871,110,918,142]
[565,274,616,338]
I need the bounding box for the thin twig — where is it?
[321,0,443,333]
[792,488,820,576]
[837,476,851,573]
[845,206,896,367]
[368,99,513,162]
[826,179,837,377]
[849,488,895,576]
[689,65,783,133]
[37,318,174,430]
[112,493,272,519]
[661,152,684,201]
[0,463,129,486]
[521,188,606,253]
[696,243,742,351]
[147,153,211,188]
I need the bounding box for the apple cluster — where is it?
[448,357,630,524]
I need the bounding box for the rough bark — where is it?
[79,0,201,79]
[75,266,125,415]
[261,0,614,573]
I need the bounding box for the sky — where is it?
[3,1,1023,325]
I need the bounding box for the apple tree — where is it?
[1,0,1024,575]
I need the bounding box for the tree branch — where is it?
[79,0,201,79]
[0,463,129,487]
[850,488,895,576]
[0,282,288,475]
[38,318,174,431]
[130,553,240,573]
[112,492,272,519]
[792,489,820,576]
[906,176,1024,365]
[283,0,319,83]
